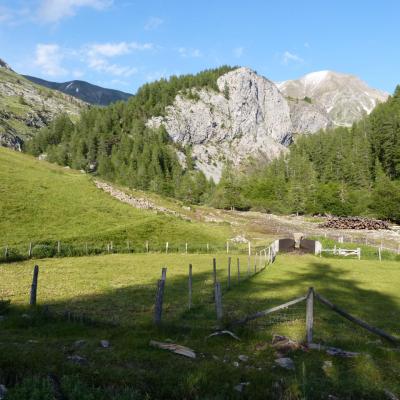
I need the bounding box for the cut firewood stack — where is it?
[319,216,389,230]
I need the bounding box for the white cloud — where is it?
[34,44,68,77]
[282,51,304,65]
[144,16,163,30]
[38,0,113,23]
[88,41,152,58]
[233,47,244,58]
[178,47,202,58]
[85,41,151,77]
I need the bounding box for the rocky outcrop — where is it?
[277,70,388,127]
[147,67,292,181]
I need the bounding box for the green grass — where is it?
[1,253,399,399]
[0,148,231,251]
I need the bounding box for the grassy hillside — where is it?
[0,67,83,143]
[0,147,231,248]
[0,253,399,398]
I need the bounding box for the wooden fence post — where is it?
[254,252,257,273]
[57,241,61,255]
[227,257,231,289]
[226,241,229,254]
[154,279,166,325]
[107,243,110,253]
[110,241,113,252]
[213,258,217,285]
[161,267,167,281]
[357,248,361,260]
[214,282,223,321]
[306,287,314,344]
[188,264,192,310]
[127,240,130,252]
[237,257,240,283]
[207,243,209,253]
[4,246,8,259]
[85,243,88,255]
[378,247,382,262]
[146,241,149,253]
[165,242,169,254]
[30,265,39,306]
[185,242,188,254]
[247,255,250,276]
[28,242,32,258]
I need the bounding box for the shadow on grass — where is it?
[1,257,399,399]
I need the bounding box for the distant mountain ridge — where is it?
[23,75,132,106]
[276,70,389,127]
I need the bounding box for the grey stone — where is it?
[238,355,249,362]
[100,340,110,348]
[275,357,295,370]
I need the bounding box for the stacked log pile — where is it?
[320,217,389,230]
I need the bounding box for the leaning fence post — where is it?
[214,282,223,321]
[30,265,39,306]
[4,245,8,259]
[227,257,231,289]
[188,264,192,310]
[306,287,314,344]
[213,258,217,285]
[154,279,166,325]
[237,257,240,283]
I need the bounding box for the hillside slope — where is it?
[0,147,230,246]
[0,59,85,150]
[24,75,132,106]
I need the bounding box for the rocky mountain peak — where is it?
[277,70,388,126]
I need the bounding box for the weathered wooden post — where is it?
[306,287,314,344]
[4,245,8,259]
[57,241,61,255]
[247,254,250,276]
[127,240,130,252]
[161,267,167,281]
[213,258,217,285]
[110,241,113,252]
[185,242,188,254]
[107,243,110,253]
[206,243,209,253]
[30,265,39,306]
[226,241,229,254]
[146,241,149,253]
[165,242,169,254]
[227,257,231,289]
[248,241,251,257]
[378,247,382,262]
[85,242,88,255]
[254,252,257,273]
[357,248,361,260]
[237,257,240,283]
[28,242,32,258]
[154,279,166,325]
[188,264,192,310]
[214,282,223,321]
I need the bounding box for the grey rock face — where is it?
[277,70,388,127]
[147,67,291,181]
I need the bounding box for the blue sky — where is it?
[0,0,399,93]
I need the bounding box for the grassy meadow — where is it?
[1,252,399,399]
[0,147,231,250]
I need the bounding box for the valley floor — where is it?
[1,253,399,399]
